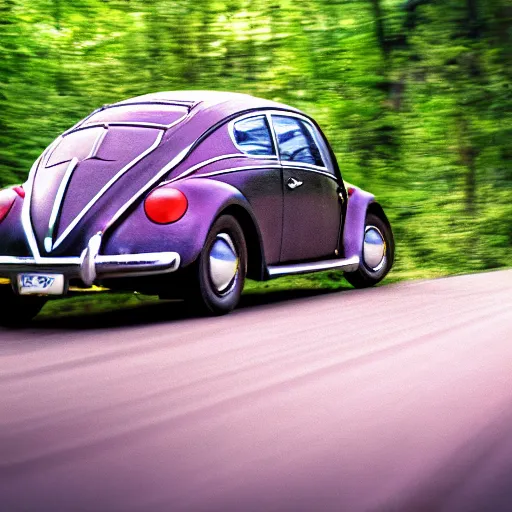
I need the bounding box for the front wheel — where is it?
[0,286,47,327]
[186,215,247,315]
[344,212,394,289]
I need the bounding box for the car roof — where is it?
[112,90,301,116]
[68,91,308,164]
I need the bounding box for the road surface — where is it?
[1,270,511,511]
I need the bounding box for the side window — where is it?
[232,116,275,156]
[272,116,325,168]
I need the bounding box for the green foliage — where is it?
[0,0,510,286]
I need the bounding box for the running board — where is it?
[267,255,360,278]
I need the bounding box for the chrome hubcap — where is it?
[363,226,386,272]
[209,233,239,293]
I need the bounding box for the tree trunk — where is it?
[53,0,67,95]
[466,0,481,39]
[458,118,477,215]
[0,0,17,176]
[370,0,389,57]
[460,0,481,214]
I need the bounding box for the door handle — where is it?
[287,177,303,190]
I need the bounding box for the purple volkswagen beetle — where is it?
[0,91,394,324]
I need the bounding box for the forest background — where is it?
[0,0,510,312]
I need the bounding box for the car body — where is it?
[0,91,394,323]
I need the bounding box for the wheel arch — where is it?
[217,204,266,281]
[343,180,394,254]
[367,202,392,232]
[366,202,395,269]
[343,195,393,260]
[342,187,374,260]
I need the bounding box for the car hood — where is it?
[29,125,165,256]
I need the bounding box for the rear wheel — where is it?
[0,285,47,327]
[344,212,394,289]
[186,215,247,315]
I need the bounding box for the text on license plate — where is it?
[17,273,65,295]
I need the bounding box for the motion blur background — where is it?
[0,0,510,281]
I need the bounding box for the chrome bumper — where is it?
[0,251,180,286]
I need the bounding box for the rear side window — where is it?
[232,116,275,156]
[272,116,325,167]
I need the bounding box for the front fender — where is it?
[103,178,261,268]
[343,186,375,260]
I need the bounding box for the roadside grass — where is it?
[37,266,445,320]
[35,262,511,320]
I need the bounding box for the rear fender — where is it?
[0,192,31,258]
[103,178,264,269]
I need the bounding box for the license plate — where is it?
[17,273,65,295]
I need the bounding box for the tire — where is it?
[344,212,394,289]
[0,285,47,327]
[186,215,247,315]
